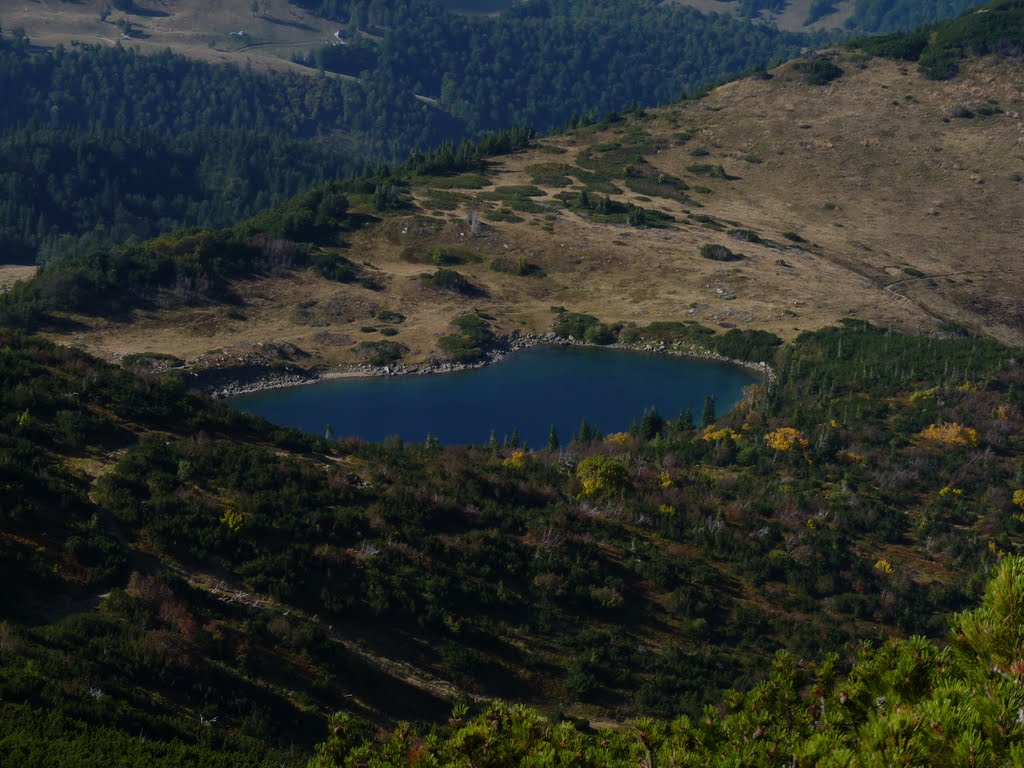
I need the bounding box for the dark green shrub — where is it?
[374,309,406,323]
[424,269,474,294]
[438,314,496,363]
[728,228,761,243]
[584,323,616,345]
[857,29,930,60]
[356,341,407,366]
[711,328,782,361]
[553,310,611,341]
[310,252,359,282]
[431,248,461,266]
[793,57,843,85]
[700,243,742,261]
[687,164,731,179]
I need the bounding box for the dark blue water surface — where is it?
[230,346,759,446]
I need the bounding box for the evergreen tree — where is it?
[701,394,717,427]
[679,406,694,431]
[547,424,559,452]
[638,407,664,441]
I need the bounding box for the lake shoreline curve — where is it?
[200,332,775,398]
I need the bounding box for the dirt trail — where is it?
[179,566,478,704]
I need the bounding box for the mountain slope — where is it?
[0,0,804,264]
[1,301,1022,762]
[8,43,1019,374]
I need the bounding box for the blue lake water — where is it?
[230,345,759,446]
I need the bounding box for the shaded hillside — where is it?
[1,10,1023,762]
[312,557,1024,764]
[1,312,1023,762]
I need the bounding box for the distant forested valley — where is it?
[0,0,809,264]
[0,0,998,265]
[0,31,454,264]
[291,0,807,131]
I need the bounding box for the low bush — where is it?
[700,243,742,261]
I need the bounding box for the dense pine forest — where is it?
[0,31,450,264]
[0,0,1006,265]
[0,0,805,265]
[291,0,807,132]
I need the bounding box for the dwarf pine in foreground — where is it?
[314,556,1024,766]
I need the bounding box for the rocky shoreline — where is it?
[201,331,775,398]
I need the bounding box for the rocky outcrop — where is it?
[196,330,774,398]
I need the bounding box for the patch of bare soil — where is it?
[0,265,36,293]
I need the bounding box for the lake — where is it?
[230,345,759,446]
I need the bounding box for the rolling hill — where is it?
[0,0,343,74]
[7,31,1019,378]
[0,0,997,267]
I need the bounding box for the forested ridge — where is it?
[0,124,536,331]
[855,0,1024,78]
[0,30,454,263]
[293,0,807,133]
[0,0,808,265]
[0,0,1005,265]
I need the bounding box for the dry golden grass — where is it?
[0,265,36,292]
[42,53,1024,371]
[0,0,342,75]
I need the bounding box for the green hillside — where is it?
[315,555,1024,765]
[1,314,1022,762]
[856,0,1024,77]
[1,0,1007,264]
[0,0,807,264]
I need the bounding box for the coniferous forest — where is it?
[0,0,1010,264]
[0,0,808,263]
